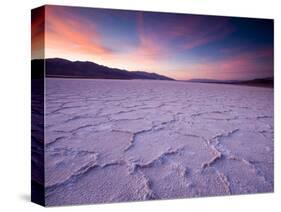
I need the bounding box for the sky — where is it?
[32,5,274,80]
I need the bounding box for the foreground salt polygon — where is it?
[45,79,273,206]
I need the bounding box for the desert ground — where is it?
[45,78,273,206]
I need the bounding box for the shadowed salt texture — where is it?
[45,79,273,206]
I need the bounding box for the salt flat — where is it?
[45,78,273,206]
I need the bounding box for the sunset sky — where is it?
[32,5,273,80]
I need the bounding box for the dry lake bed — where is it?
[45,78,273,206]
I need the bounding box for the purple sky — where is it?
[32,5,274,80]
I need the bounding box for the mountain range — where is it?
[31,58,174,80]
[31,58,273,87]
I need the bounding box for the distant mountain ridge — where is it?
[186,77,273,87]
[31,58,174,80]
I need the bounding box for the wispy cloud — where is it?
[129,12,169,61]
[45,6,112,60]
[180,17,235,50]
[109,12,171,72]
[183,26,234,50]
[141,15,235,50]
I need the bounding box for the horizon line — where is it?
[32,57,274,82]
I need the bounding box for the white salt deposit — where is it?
[45,79,273,206]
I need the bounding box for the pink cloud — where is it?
[117,12,169,68]
[44,6,113,59]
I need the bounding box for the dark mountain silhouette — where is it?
[31,58,174,80]
[186,77,273,87]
